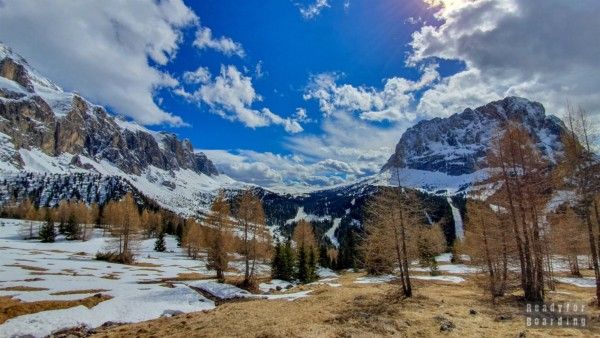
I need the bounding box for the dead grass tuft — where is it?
[0,286,49,292]
[4,264,48,271]
[50,289,110,296]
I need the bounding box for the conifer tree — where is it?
[296,244,308,283]
[154,229,166,252]
[205,191,234,281]
[234,189,270,286]
[281,239,295,281]
[319,245,330,268]
[271,240,282,279]
[39,210,56,243]
[64,213,79,240]
[308,247,318,281]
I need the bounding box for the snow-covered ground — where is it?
[555,277,596,288]
[185,280,255,300]
[0,218,274,337]
[412,275,465,283]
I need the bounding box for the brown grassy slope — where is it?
[91,273,600,338]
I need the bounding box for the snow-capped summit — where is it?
[0,42,218,177]
[0,42,239,214]
[382,97,566,177]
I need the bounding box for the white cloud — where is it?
[184,65,303,133]
[193,26,245,58]
[304,64,439,122]
[298,0,331,19]
[202,149,353,189]
[183,66,211,84]
[409,0,600,119]
[0,0,197,125]
[255,60,266,79]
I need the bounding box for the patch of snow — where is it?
[264,290,312,301]
[411,264,478,274]
[285,207,331,225]
[259,279,293,293]
[412,275,465,283]
[555,277,596,288]
[324,218,341,248]
[185,281,254,300]
[354,275,396,284]
[317,267,339,278]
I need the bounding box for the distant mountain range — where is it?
[0,42,568,246]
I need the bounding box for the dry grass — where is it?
[4,264,48,271]
[50,289,110,296]
[133,262,162,268]
[91,273,600,338]
[137,272,214,285]
[100,273,120,280]
[0,294,111,324]
[0,286,49,292]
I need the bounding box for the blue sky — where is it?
[1,0,598,189]
[158,0,448,151]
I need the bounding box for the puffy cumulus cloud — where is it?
[286,107,406,180]
[0,0,197,126]
[304,64,440,122]
[201,149,356,190]
[183,67,211,84]
[410,0,600,119]
[298,0,330,19]
[180,65,304,133]
[193,27,245,58]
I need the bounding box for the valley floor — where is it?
[93,274,600,338]
[0,218,599,337]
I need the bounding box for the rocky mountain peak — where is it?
[0,42,218,177]
[382,97,566,176]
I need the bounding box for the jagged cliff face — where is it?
[0,43,235,216]
[0,45,217,177]
[382,97,566,176]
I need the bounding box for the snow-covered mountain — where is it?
[0,43,244,214]
[0,41,570,248]
[381,96,566,195]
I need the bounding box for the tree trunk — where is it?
[585,212,600,307]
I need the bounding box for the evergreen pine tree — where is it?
[64,214,79,240]
[154,230,166,252]
[271,240,282,279]
[39,212,56,243]
[296,244,308,283]
[308,248,317,282]
[58,219,66,235]
[175,222,184,247]
[319,244,330,268]
[282,239,295,281]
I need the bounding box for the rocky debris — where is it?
[434,315,455,332]
[47,325,95,338]
[469,308,477,315]
[494,313,513,322]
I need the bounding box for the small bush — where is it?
[95,251,134,264]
